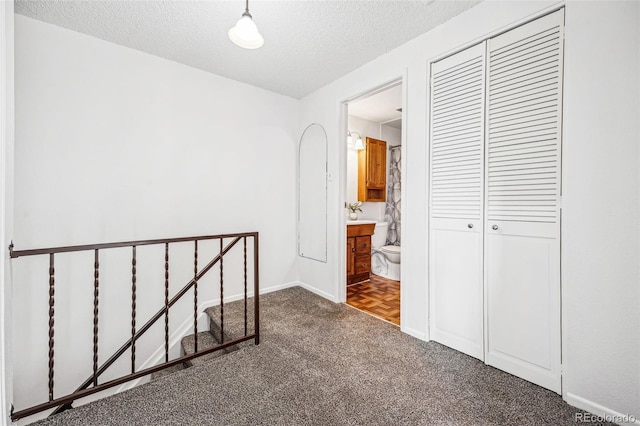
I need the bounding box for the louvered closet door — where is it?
[429,43,486,361]
[484,10,564,393]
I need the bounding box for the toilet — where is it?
[371,222,401,281]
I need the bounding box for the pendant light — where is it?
[228,0,264,49]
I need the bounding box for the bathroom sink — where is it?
[346,220,377,225]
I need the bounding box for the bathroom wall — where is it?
[346,115,378,215]
[381,125,401,147]
[347,116,400,223]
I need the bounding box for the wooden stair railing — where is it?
[9,232,260,421]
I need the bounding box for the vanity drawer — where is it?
[347,223,375,237]
[355,236,371,255]
[354,255,371,274]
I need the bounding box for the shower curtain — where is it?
[384,146,401,246]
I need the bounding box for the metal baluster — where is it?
[254,234,260,345]
[164,243,169,363]
[220,238,224,344]
[93,249,99,386]
[131,246,136,374]
[243,236,247,336]
[193,240,198,352]
[48,254,55,401]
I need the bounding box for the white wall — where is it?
[381,124,401,149]
[1,2,14,425]
[346,116,402,222]
[298,0,640,420]
[12,15,298,421]
[346,115,385,220]
[562,1,640,420]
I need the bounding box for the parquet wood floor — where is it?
[346,274,400,326]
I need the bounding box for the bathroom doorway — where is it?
[344,82,403,326]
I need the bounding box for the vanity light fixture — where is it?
[228,0,264,49]
[347,131,365,150]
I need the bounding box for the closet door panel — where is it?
[485,9,563,393]
[429,43,485,361]
[486,233,558,373]
[431,228,483,359]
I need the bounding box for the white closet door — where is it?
[429,43,485,361]
[485,10,564,393]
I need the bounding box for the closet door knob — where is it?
[492,225,499,231]
[467,223,473,229]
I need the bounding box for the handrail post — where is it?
[164,243,170,363]
[219,238,224,344]
[48,254,55,401]
[243,236,248,336]
[193,240,198,352]
[131,246,137,374]
[92,249,99,386]
[253,233,260,345]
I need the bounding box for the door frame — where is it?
[337,74,407,325]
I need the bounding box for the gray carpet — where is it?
[34,286,591,425]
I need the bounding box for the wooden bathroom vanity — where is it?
[347,222,375,284]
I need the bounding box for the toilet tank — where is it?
[372,222,389,248]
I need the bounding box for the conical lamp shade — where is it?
[229,13,264,49]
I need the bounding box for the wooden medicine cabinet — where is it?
[358,137,387,202]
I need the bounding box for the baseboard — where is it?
[199,281,299,303]
[401,325,427,341]
[565,392,639,425]
[297,281,339,303]
[259,281,300,295]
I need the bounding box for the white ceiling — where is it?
[349,83,403,128]
[15,0,481,99]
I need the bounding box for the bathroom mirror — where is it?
[298,123,328,262]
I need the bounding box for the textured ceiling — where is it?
[349,83,402,126]
[15,0,481,99]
